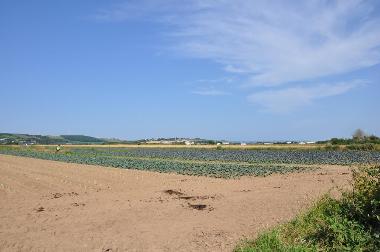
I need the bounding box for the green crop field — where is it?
[1,146,380,178]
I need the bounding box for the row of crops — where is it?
[0,147,313,178]
[1,146,379,178]
[69,147,380,165]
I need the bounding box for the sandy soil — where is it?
[0,155,351,252]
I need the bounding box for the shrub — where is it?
[236,166,380,251]
[325,143,341,151]
[346,143,375,151]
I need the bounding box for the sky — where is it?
[1,0,380,141]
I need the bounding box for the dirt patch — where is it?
[164,190,217,210]
[35,207,44,212]
[164,189,184,196]
[71,203,85,207]
[235,189,252,193]
[164,190,217,201]
[178,195,193,200]
[188,204,208,210]
[0,155,351,252]
[181,195,217,200]
[51,192,78,199]
[52,193,63,199]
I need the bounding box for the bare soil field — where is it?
[0,155,351,252]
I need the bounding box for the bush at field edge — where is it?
[235,165,380,252]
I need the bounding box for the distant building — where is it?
[306,141,316,144]
[222,142,230,145]
[146,140,160,144]
[240,142,247,146]
[299,142,306,145]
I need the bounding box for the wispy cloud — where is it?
[95,0,380,110]
[195,77,235,84]
[191,88,230,96]
[188,77,236,96]
[248,80,365,113]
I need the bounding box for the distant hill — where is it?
[0,133,224,146]
[0,133,105,145]
[60,135,103,143]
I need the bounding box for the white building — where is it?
[185,141,194,145]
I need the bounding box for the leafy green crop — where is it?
[70,147,380,165]
[1,146,379,178]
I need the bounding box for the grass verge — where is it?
[235,166,380,252]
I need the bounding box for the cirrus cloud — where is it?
[94,0,380,111]
[248,80,365,113]
[191,88,230,96]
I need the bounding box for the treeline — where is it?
[317,129,380,150]
[328,136,380,145]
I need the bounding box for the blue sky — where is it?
[1,0,380,141]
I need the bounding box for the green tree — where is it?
[353,129,366,141]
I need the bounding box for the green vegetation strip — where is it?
[235,166,380,251]
[68,147,380,165]
[0,147,314,178]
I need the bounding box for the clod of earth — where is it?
[36,207,44,212]
[179,196,195,200]
[188,204,208,210]
[71,203,85,207]
[179,195,214,200]
[52,193,63,199]
[163,189,184,196]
